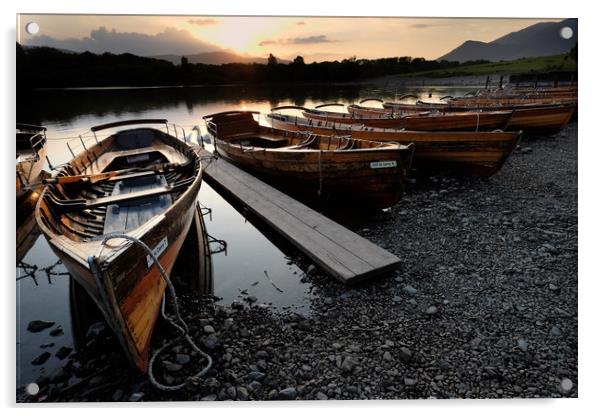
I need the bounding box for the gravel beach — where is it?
[19,122,577,402]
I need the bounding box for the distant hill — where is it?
[439,18,577,63]
[21,44,76,55]
[153,51,290,65]
[398,54,576,79]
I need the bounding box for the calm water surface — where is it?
[16,84,474,388]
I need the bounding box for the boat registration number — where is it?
[146,237,169,268]
[126,154,150,163]
[370,160,397,169]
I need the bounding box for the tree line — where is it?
[17,43,488,89]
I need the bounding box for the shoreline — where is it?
[26,72,577,92]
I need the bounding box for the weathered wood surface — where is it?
[301,107,513,131]
[195,147,401,284]
[103,175,172,234]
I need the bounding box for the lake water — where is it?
[16,83,475,389]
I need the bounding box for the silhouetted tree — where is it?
[17,43,517,89]
[570,43,577,62]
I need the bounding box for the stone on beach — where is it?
[278,387,297,400]
[31,352,51,366]
[27,320,55,333]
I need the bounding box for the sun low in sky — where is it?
[18,14,561,62]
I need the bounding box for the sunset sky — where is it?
[18,15,562,62]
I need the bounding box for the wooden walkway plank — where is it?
[195,148,400,284]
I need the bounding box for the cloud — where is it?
[22,26,221,56]
[188,18,219,26]
[259,35,335,46]
[410,23,430,29]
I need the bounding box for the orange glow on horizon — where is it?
[19,15,565,62]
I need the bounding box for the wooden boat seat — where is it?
[93,144,189,173]
[231,135,289,149]
[103,174,173,233]
[107,169,168,183]
[278,135,319,150]
[114,129,155,150]
[254,135,289,144]
[48,179,186,213]
[336,139,355,150]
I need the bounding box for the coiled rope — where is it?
[88,233,212,391]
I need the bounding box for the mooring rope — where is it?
[317,149,323,198]
[200,154,219,173]
[88,233,212,391]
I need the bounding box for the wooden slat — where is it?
[103,175,172,234]
[196,148,400,283]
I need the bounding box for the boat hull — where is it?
[505,105,575,135]
[16,145,47,202]
[16,189,43,263]
[267,115,521,177]
[357,103,575,135]
[303,109,512,131]
[215,139,412,209]
[42,177,200,371]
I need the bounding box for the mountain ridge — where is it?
[439,18,577,63]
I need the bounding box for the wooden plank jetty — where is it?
[194,147,401,284]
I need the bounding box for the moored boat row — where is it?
[373,84,577,124]
[265,112,521,177]
[347,103,575,135]
[294,106,515,131]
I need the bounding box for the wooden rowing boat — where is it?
[357,102,576,135]
[471,86,577,99]
[16,123,47,202]
[35,119,203,372]
[504,105,575,135]
[203,111,414,209]
[290,106,513,131]
[353,101,562,115]
[266,113,521,177]
[449,96,577,106]
[380,99,576,111]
